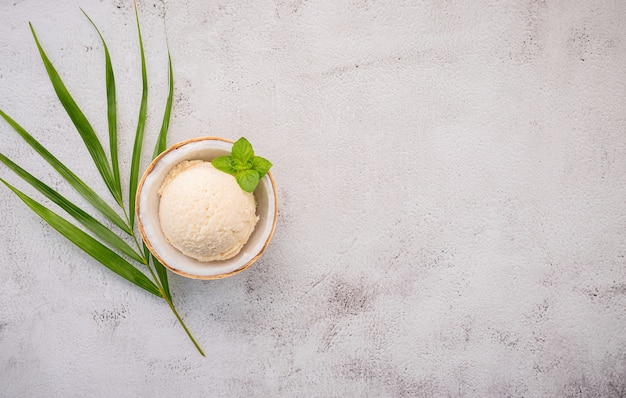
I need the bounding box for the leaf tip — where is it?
[79,8,90,20]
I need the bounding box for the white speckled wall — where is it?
[1,0,625,396]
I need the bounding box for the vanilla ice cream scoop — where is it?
[158,160,258,262]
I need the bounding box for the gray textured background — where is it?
[1,0,625,396]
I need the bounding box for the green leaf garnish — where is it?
[212,137,272,192]
[211,155,236,175]
[236,169,260,193]
[251,156,272,179]
[232,137,254,162]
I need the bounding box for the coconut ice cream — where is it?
[158,160,258,262]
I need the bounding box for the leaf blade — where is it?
[0,109,131,234]
[149,42,175,305]
[235,169,259,193]
[1,179,161,297]
[29,23,121,205]
[211,155,236,175]
[0,153,143,263]
[251,156,272,179]
[82,10,122,205]
[232,137,254,163]
[152,254,172,302]
[128,7,148,229]
[153,51,173,159]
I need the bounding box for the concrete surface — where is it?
[1,0,625,396]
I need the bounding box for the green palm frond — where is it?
[1,179,161,297]
[0,109,131,234]
[151,43,175,316]
[0,153,143,263]
[154,51,174,159]
[82,8,123,205]
[128,6,149,230]
[0,7,204,356]
[30,23,122,207]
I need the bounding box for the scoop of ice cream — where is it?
[158,160,258,262]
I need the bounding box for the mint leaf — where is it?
[232,157,253,171]
[211,156,236,175]
[235,169,259,192]
[231,137,254,162]
[212,137,271,192]
[251,156,272,178]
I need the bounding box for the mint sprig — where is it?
[212,137,272,192]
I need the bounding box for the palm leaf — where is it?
[0,109,131,234]
[0,153,144,263]
[152,254,172,301]
[29,24,122,206]
[128,7,149,230]
[0,179,161,297]
[82,10,122,205]
[0,5,205,356]
[153,51,173,159]
[149,50,175,300]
